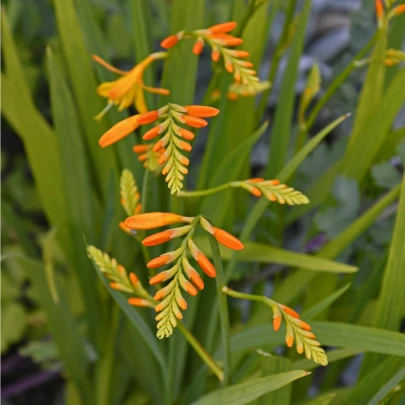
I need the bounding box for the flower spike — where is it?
[93,52,169,118]
[87,246,154,308]
[135,103,219,193]
[127,213,244,338]
[160,22,269,98]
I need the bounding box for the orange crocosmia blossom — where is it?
[125,212,193,230]
[93,52,169,117]
[99,115,140,147]
[212,227,244,250]
[181,115,208,128]
[184,105,220,117]
[280,304,300,319]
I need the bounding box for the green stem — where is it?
[176,183,232,198]
[141,168,149,211]
[209,235,231,385]
[177,321,224,382]
[222,286,276,308]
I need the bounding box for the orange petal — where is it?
[138,110,159,125]
[208,21,237,34]
[212,227,244,250]
[225,61,233,73]
[143,230,172,246]
[230,50,249,58]
[143,125,161,140]
[196,252,216,278]
[181,115,208,128]
[184,105,220,118]
[128,298,153,307]
[99,115,139,147]
[125,212,192,230]
[161,34,179,49]
[150,271,171,285]
[273,315,282,331]
[147,254,170,269]
[133,144,149,154]
[248,178,265,183]
[177,296,188,310]
[178,128,195,140]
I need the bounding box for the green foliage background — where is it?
[1,0,405,404]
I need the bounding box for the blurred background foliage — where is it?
[1,0,405,404]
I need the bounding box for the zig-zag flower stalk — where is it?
[177,178,310,206]
[87,246,154,308]
[124,212,243,338]
[137,104,219,193]
[222,287,328,366]
[160,22,270,98]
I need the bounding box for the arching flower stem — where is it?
[177,321,224,382]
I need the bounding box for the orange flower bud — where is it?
[211,49,221,62]
[138,110,159,124]
[208,21,237,34]
[181,115,208,128]
[178,128,195,140]
[297,320,312,331]
[190,270,204,290]
[184,105,220,118]
[248,178,265,183]
[177,295,188,310]
[250,187,262,197]
[125,212,192,230]
[128,298,154,308]
[229,50,249,58]
[178,140,192,151]
[227,92,239,100]
[147,254,171,269]
[223,37,243,46]
[375,0,384,19]
[273,315,282,332]
[99,115,140,147]
[212,227,244,250]
[143,230,172,246]
[225,61,233,73]
[154,289,166,301]
[133,144,149,154]
[392,4,405,16]
[184,281,198,296]
[143,125,161,140]
[161,35,179,49]
[153,140,164,152]
[196,252,216,278]
[193,39,204,55]
[280,304,300,319]
[208,21,238,34]
[286,335,294,347]
[129,273,139,289]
